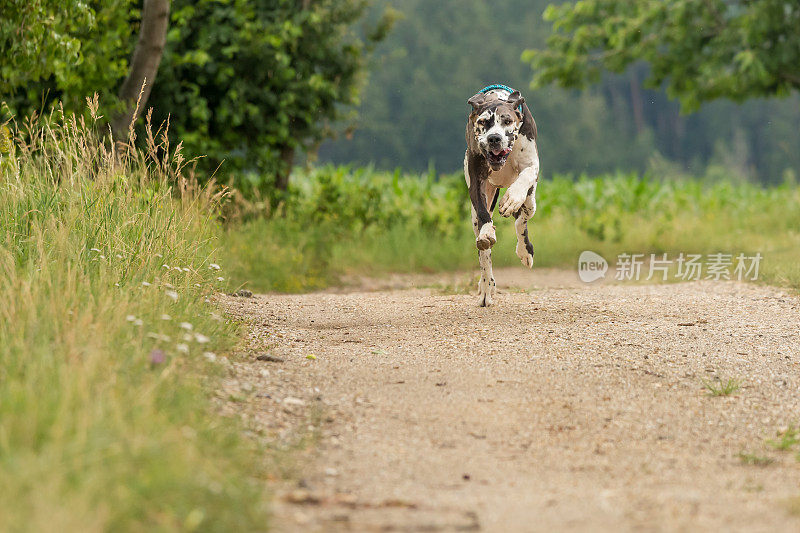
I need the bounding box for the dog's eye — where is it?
[503,118,513,126]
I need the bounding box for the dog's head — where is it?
[467,90,525,171]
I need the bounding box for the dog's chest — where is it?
[487,163,518,188]
[487,136,537,188]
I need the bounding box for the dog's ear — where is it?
[467,92,486,111]
[507,90,525,111]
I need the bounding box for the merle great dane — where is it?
[464,85,539,307]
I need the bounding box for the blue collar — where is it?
[479,84,522,111]
[480,84,516,95]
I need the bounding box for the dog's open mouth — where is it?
[487,147,511,167]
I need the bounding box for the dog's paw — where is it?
[477,284,496,307]
[498,185,528,217]
[478,291,494,307]
[477,275,496,307]
[516,240,534,268]
[476,222,496,250]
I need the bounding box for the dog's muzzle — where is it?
[485,134,511,169]
[486,146,511,170]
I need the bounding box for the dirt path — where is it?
[223,268,800,532]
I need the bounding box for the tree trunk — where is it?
[275,145,295,191]
[111,0,170,141]
[629,73,645,135]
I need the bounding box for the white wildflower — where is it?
[146,332,171,342]
[90,248,102,253]
[165,290,178,301]
[216,276,224,282]
[133,319,143,327]
[141,281,152,287]
[203,352,217,362]
[126,315,137,322]
[160,314,172,321]
[176,343,190,354]
[182,333,194,342]
[115,254,123,259]
[194,333,210,344]
[179,322,193,330]
[162,264,170,269]
[182,267,191,273]
[208,263,221,270]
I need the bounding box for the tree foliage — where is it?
[525,0,800,111]
[147,0,394,194]
[0,0,136,115]
[319,0,800,183]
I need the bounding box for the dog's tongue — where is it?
[492,148,510,157]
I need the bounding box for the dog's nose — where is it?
[487,134,502,146]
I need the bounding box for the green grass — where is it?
[0,108,268,531]
[737,452,775,467]
[222,165,800,293]
[767,426,800,452]
[701,377,742,397]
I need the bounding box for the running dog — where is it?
[464,85,539,306]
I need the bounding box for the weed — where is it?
[701,377,742,396]
[737,452,775,466]
[767,426,800,451]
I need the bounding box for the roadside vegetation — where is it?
[0,108,268,531]
[223,165,800,293]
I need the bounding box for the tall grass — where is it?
[224,165,800,292]
[0,103,267,531]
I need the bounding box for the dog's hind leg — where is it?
[514,187,536,269]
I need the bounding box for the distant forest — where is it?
[318,0,800,183]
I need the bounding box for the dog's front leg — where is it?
[466,153,496,306]
[514,180,537,268]
[468,155,495,251]
[498,147,540,218]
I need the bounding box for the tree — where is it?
[147,0,395,195]
[0,0,168,143]
[0,1,93,94]
[524,0,800,111]
[111,0,170,140]
[0,1,137,117]
[2,0,389,196]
